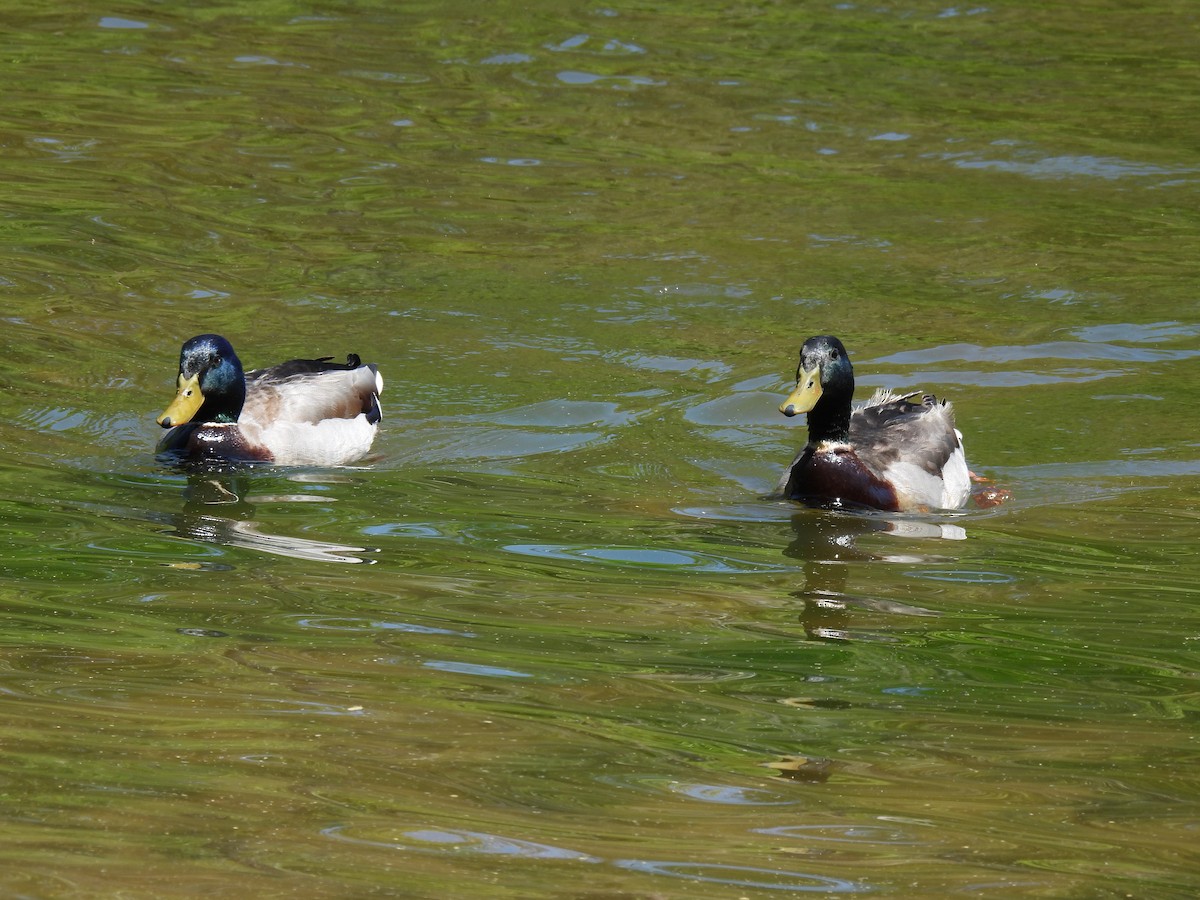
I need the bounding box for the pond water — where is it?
[3,1,1199,896]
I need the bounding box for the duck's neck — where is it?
[198,369,246,424]
[806,388,852,444]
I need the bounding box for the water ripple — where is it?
[618,353,732,381]
[931,149,1194,181]
[361,522,444,538]
[1073,321,1200,343]
[321,824,600,862]
[503,543,790,573]
[870,341,1200,365]
[905,570,1016,584]
[556,71,664,88]
[292,616,474,637]
[602,775,797,806]
[755,822,930,845]
[480,400,639,428]
[258,699,368,717]
[864,370,1112,388]
[613,859,870,892]
[423,660,533,678]
[323,823,870,891]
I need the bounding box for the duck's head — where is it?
[157,334,246,428]
[779,335,854,418]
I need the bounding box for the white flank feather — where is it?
[881,430,970,511]
[256,415,380,466]
[242,365,383,466]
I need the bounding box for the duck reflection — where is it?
[173,470,376,564]
[783,508,959,640]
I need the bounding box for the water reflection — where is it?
[784,510,952,640]
[171,473,377,565]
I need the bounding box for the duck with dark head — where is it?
[776,335,969,512]
[156,334,382,466]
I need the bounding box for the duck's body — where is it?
[776,336,969,512]
[156,334,382,466]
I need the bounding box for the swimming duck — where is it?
[775,335,969,511]
[156,334,383,466]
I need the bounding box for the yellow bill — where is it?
[157,373,204,428]
[779,364,822,416]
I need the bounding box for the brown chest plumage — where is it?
[782,443,902,511]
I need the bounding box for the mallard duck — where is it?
[775,335,969,511]
[156,334,383,466]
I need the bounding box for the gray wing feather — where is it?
[850,390,960,479]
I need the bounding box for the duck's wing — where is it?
[243,356,383,427]
[850,390,970,509]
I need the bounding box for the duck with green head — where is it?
[156,334,383,466]
[776,335,969,511]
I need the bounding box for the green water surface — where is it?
[2,1,1199,897]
